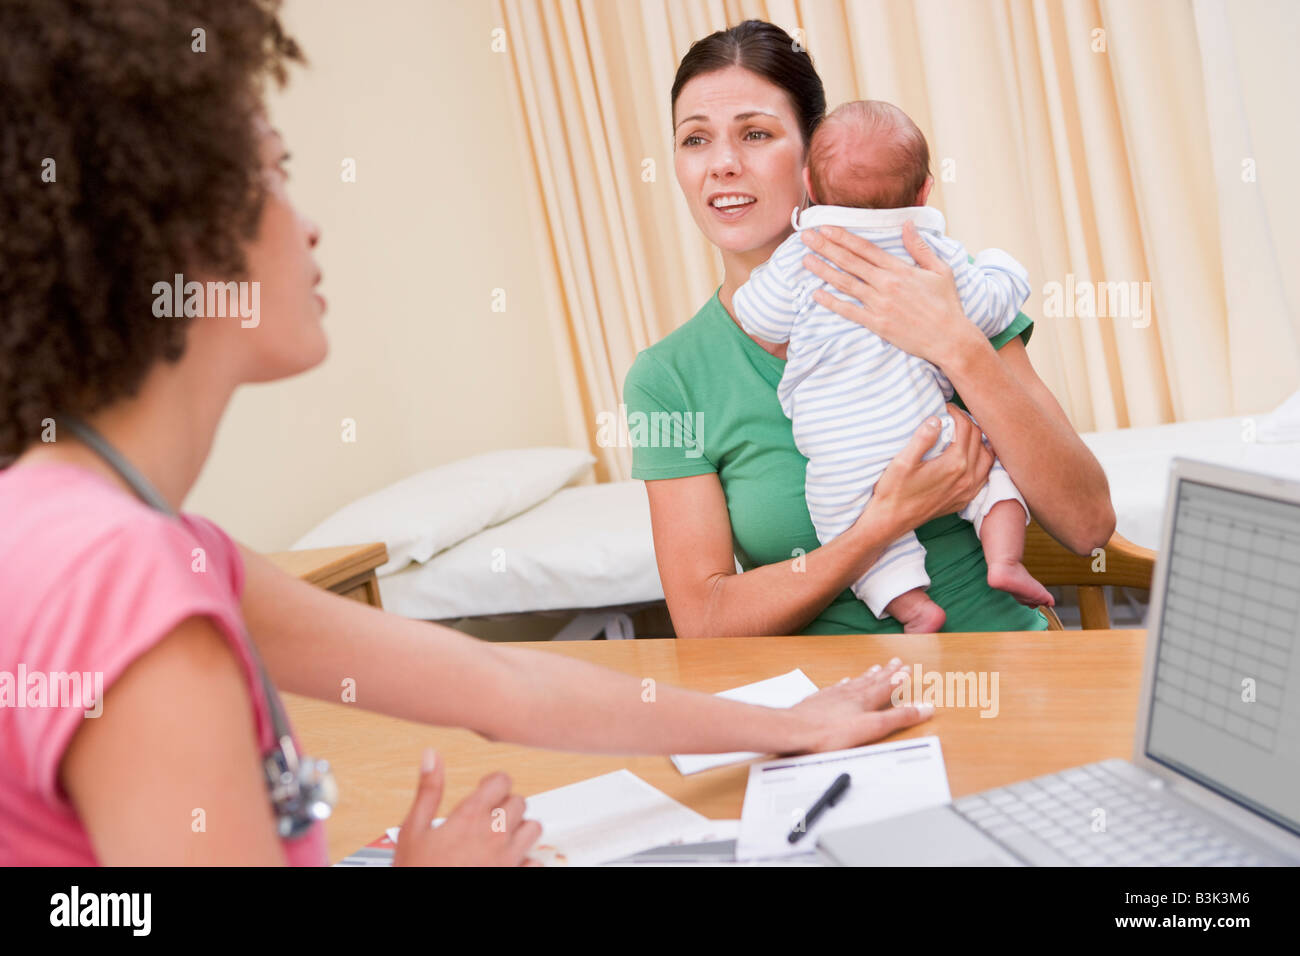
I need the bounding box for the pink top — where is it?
[0,464,328,865]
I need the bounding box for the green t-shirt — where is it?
[623,289,1048,635]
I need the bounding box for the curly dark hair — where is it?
[0,0,303,458]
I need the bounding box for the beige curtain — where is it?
[497,0,1300,480]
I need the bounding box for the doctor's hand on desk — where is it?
[393,749,542,866]
[786,658,933,755]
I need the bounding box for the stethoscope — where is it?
[63,416,337,839]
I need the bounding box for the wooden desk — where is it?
[284,630,1148,863]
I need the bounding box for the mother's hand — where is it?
[800,221,987,371]
[865,406,993,537]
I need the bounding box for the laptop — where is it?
[819,458,1300,866]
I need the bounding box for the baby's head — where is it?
[806,100,932,209]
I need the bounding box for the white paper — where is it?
[736,735,952,861]
[389,770,708,867]
[522,770,710,865]
[660,819,740,843]
[671,669,820,775]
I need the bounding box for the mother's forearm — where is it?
[685,508,899,639]
[943,337,1115,554]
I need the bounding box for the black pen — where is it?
[788,772,852,844]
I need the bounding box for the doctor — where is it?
[0,0,955,866]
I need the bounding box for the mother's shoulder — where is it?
[632,293,725,366]
[624,294,723,398]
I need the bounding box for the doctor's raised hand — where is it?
[393,751,542,867]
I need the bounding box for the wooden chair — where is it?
[1023,520,1157,630]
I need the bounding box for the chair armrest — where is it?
[1024,520,1156,590]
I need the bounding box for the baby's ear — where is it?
[802,165,818,205]
[917,175,934,206]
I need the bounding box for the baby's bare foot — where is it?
[986,561,1054,607]
[885,589,948,633]
[901,600,947,634]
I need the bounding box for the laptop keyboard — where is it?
[953,760,1267,866]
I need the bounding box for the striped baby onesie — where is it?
[732,204,1031,618]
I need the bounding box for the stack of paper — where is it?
[671,669,820,775]
[516,770,710,866]
[735,735,952,861]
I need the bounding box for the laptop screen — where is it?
[1145,476,1300,835]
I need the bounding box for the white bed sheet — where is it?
[1081,415,1300,549]
[379,480,663,620]
[380,417,1300,619]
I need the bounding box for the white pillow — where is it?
[1257,389,1300,443]
[290,448,595,576]
[377,481,664,619]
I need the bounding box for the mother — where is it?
[625,20,1115,638]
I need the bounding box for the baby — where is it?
[733,100,1052,632]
